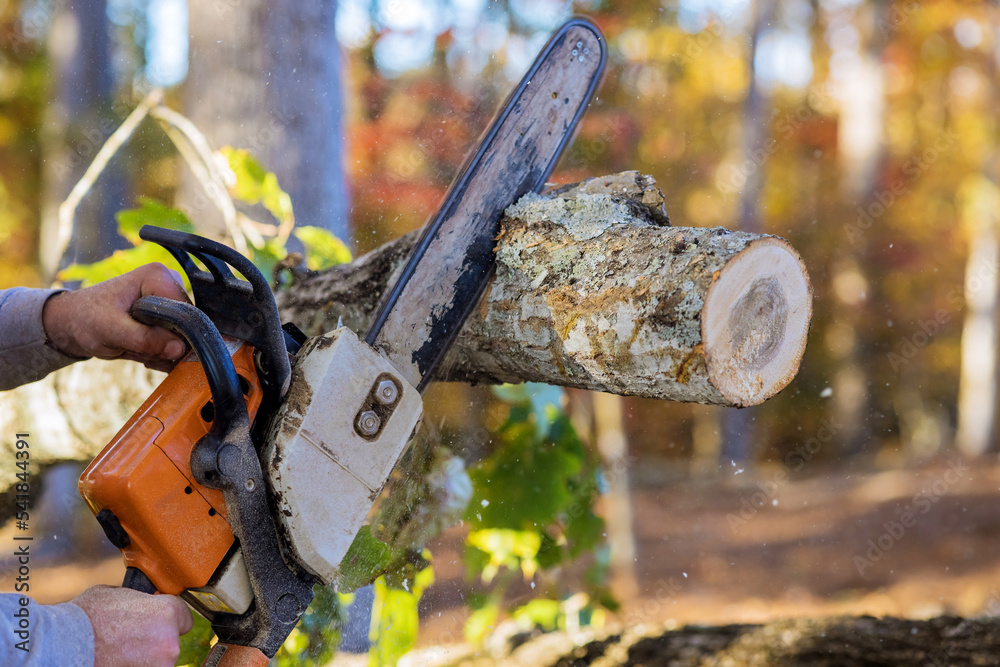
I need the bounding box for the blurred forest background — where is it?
[3,0,1000,661]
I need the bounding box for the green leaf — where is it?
[466,419,585,531]
[59,243,184,287]
[565,505,605,558]
[59,198,194,287]
[116,197,194,244]
[294,225,353,270]
[467,529,541,581]
[338,526,397,593]
[512,598,562,632]
[535,531,562,570]
[221,146,294,226]
[368,564,434,667]
[564,471,605,558]
[175,613,214,666]
[463,602,500,645]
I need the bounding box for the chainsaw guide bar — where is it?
[366,18,606,391]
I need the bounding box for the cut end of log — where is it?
[702,237,812,407]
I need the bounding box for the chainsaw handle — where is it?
[122,566,157,594]
[130,295,247,440]
[201,643,270,667]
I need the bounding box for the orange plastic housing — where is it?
[79,343,263,595]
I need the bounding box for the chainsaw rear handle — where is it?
[122,566,157,594]
[130,295,248,442]
[131,293,315,658]
[118,295,250,596]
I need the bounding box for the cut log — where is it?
[280,171,812,407]
[0,172,812,495]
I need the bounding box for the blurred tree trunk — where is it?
[715,0,774,470]
[39,0,128,278]
[592,392,639,602]
[955,175,1000,456]
[182,0,349,242]
[955,40,1000,458]
[829,1,886,458]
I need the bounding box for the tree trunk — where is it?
[0,172,812,498]
[182,0,349,241]
[719,0,775,470]
[592,392,639,602]
[955,175,1000,456]
[38,0,127,278]
[955,34,1000,458]
[829,1,887,458]
[181,0,263,236]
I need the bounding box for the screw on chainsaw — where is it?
[376,380,399,405]
[356,411,381,437]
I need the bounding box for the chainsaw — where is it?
[78,18,605,667]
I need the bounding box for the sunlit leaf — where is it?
[368,563,434,667]
[116,197,194,244]
[221,146,294,226]
[467,528,541,582]
[294,225,353,270]
[58,243,184,287]
[463,603,500,645]
[512,598,562,632]
[59,198,194,287]
[176,613,214,666]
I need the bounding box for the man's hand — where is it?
[42,264,190,372]
[70,585,193,667]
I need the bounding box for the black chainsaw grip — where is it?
[130,295,247,441]
[122,567,158,595]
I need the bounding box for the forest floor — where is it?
[4,456,1000,665]
[402,455,1000,665]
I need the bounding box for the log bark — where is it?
[410,615,1000,666]
[0,172,811,495]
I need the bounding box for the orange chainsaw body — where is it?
[78,343,263,595]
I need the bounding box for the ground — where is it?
[3,457,1000,665]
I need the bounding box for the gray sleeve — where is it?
[0,288,85,391]
[0,594,95,666]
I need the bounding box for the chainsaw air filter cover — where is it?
[262,327,424,584]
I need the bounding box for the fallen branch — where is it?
[408,614,1000,666]
[278,171,812,407]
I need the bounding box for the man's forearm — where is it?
[0,289,83,391]
[0,594,95,666]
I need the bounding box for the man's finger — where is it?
[163,596,194,635]
[115,319,188,361]
[138,263,191,304]
[119,353,176,373]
